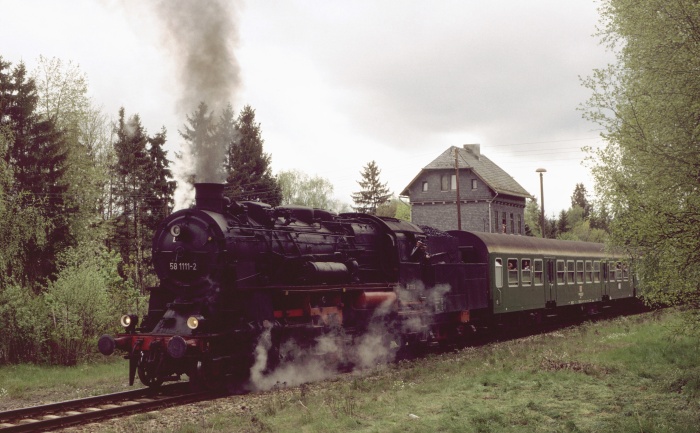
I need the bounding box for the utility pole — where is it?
[536,168,547,238]
[455,148,461,230]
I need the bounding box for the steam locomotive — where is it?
[98,183,635,389]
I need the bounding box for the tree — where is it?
[225,105,281,206]
[143,128,176,232]
[375,196,411,220]
[180,101,220,184]
[0,57,70,287]
[115,113,175,293]
[351,160,391,214]
[570,183,591,219]
[524,198,541,237]
[556,209,570,235]
[582,0,700,307]
[32,56,112,247]
[278,169,336,210]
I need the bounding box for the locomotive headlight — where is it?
[120,314,138,329]
[170,224,182,237]
[187,315,205,330]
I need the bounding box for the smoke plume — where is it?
[152,0,242,207]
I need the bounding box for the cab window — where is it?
[521,259,531,285]
[533,259,543,285]
[556,260,565,284]
[507,259,519,286]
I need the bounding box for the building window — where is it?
[510,213,514,234]
[517,214,522,235]
[442,174,456,191]
[471,179,477,189]
[494,211,499,233]
[422,181,428,192]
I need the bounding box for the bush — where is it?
[0,284,48,363]
[44,247,141,365]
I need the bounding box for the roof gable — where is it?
[401,145,531,198]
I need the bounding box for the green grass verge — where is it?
[0,355,138,408]
[171,309,700,433]
[1,309,699,433]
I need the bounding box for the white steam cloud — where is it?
[247,283,453,391]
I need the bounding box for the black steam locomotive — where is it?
[98,183,635,389]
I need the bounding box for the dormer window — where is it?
[471,179,478,189]
[422,181,428,192]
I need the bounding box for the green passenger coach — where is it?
[447,231,635,317]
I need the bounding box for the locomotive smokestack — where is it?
[194,183,226,213]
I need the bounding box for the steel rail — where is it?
[0,383,216,433]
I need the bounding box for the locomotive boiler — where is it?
[98,183,487,389]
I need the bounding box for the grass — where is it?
[0,355,139,408]
[1,309,699,432]
[191,309,699,433]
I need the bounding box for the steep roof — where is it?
[400,145,531,198]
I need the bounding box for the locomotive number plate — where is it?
[170,262,198,271]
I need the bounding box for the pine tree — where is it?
[570,183,591,219]
[224,105,281,206]
[111,108,152,292]
[179,101,220,183]
[351,160,391,214]
[143,128,176,232]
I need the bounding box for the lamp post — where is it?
[536,168,547,238]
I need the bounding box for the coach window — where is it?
[609,261,617,281]
[556,260,565,284]
[507,259,518,285]
[533,259,544,285]
[567,260,575,284]
[616,262,625,281]
[494,258,503,289]
[593,261,601,283]
[521,259,531,285]
[585,261,593,283]
[621,262,629,280]
[576,261,584,284]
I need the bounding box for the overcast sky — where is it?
[1,0,612,216]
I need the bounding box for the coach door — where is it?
[545,258,556,306]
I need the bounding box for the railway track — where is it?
[0,383,218,432]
